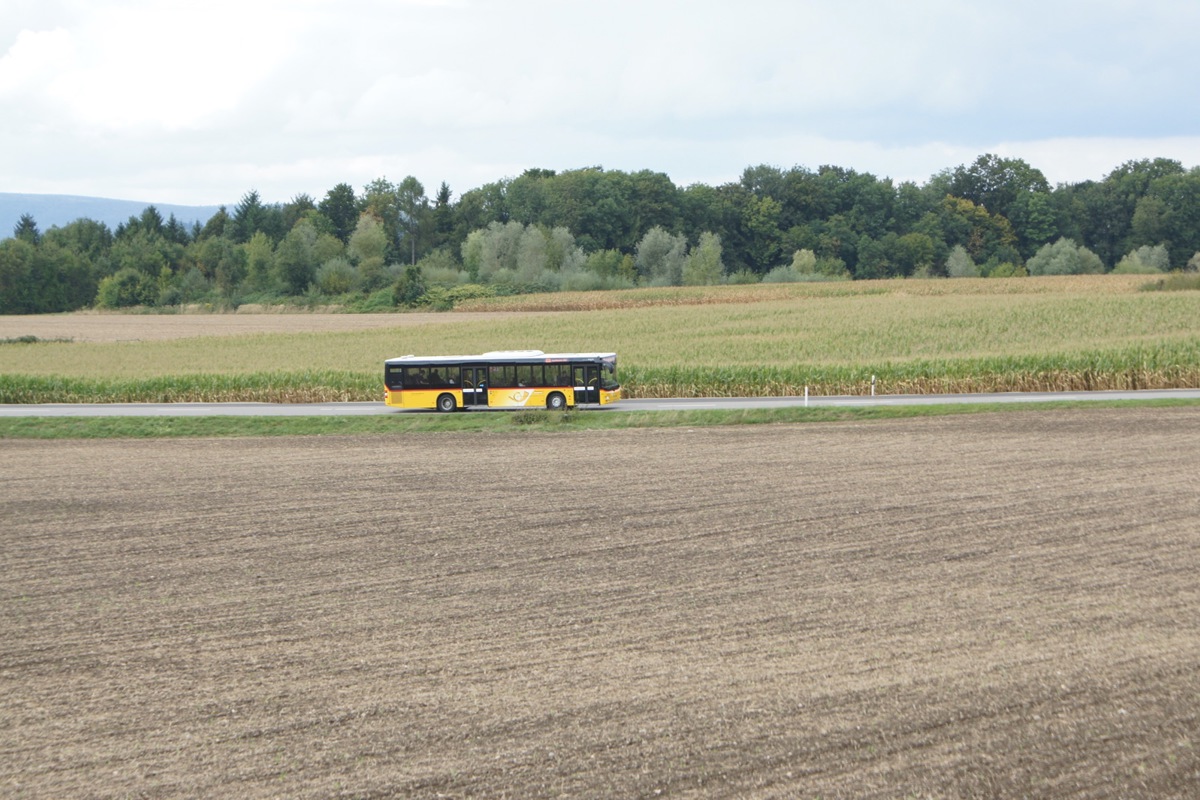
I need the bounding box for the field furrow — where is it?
[3,408,1200,797]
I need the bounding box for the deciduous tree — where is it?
[396,176,429,265]
[636,226,687,286]
[682,232,724,285]
[273,221,319,293]
[946,154,1050,221]
[319,183,360,244]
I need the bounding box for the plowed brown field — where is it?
[4,409,1199,798]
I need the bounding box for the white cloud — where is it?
[0,28,74,96]
[2,0,1198,205]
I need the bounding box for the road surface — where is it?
[1,389,1197,417]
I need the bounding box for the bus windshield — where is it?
[600,358,619,390]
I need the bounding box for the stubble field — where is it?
[4,408,1199,798]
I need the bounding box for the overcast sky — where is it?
[3,0,1199,207]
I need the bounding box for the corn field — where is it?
[2,275,1198,403]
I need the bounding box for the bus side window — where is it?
[490,365,517,387]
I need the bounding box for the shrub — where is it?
[682,232,724,286]
[95,267,155,308]
[764,262,850,283]
[392,264,427,307]
[636,227,688,286]
[946,245,979,278]
[347,288,398,312]
[1026,238,1104,275]
[1114,244,1170,274]
[762,264,802,283]
[417,283,496,311]
[1140,273,1200,292]
[725,269,759,285]
[315,257,359,295]
[559,269,635,292]
[986,261,1027,278]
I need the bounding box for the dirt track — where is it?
[3,409,1199,798]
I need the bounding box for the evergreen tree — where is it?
[13,214,41,245]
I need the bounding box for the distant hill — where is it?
[1,193,223,237]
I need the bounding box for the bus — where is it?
[384,350,620,412]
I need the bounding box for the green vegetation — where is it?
[0,371,377,404]
[4,399,1198,440]
[4,155,1200,316]
[1142,273,1200,292]
[1,335,69,344]
[3,277,1200,404]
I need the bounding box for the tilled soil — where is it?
[3,408,1199,798]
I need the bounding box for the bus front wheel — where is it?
[437,393,457,413]
[547,392,567,410]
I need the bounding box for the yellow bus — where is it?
[384,350,621,412]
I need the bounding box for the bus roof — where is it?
[385,350,616,366]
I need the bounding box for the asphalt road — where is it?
[2,389,1198,417]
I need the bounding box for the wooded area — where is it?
[2,154,1199,314]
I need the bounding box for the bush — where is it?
[158,267,212,306]
[681,232,724,286]
[725,269,760,285]
[392,264,427,307]
[315,257,359,295]
[771,250,851,281]
[1114,244,1170,274]
[946,245,979,278]
[763,264,849,283]
[1140,273,1200,292]
[763,264,805,283]
[346,288,398,312]
[421,263,470,287]
[417,283,496,311]
[1026,238,1104,275]
[986,261,1027,278]
[95,267,155,308]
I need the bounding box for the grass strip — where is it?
[3,398,1198,439]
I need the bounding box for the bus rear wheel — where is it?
[547,392,567,410]
[437,393,457,413]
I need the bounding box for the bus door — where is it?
[461,366,488,407]
[572,364,600,405]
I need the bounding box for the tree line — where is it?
[2,154,1199,314]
